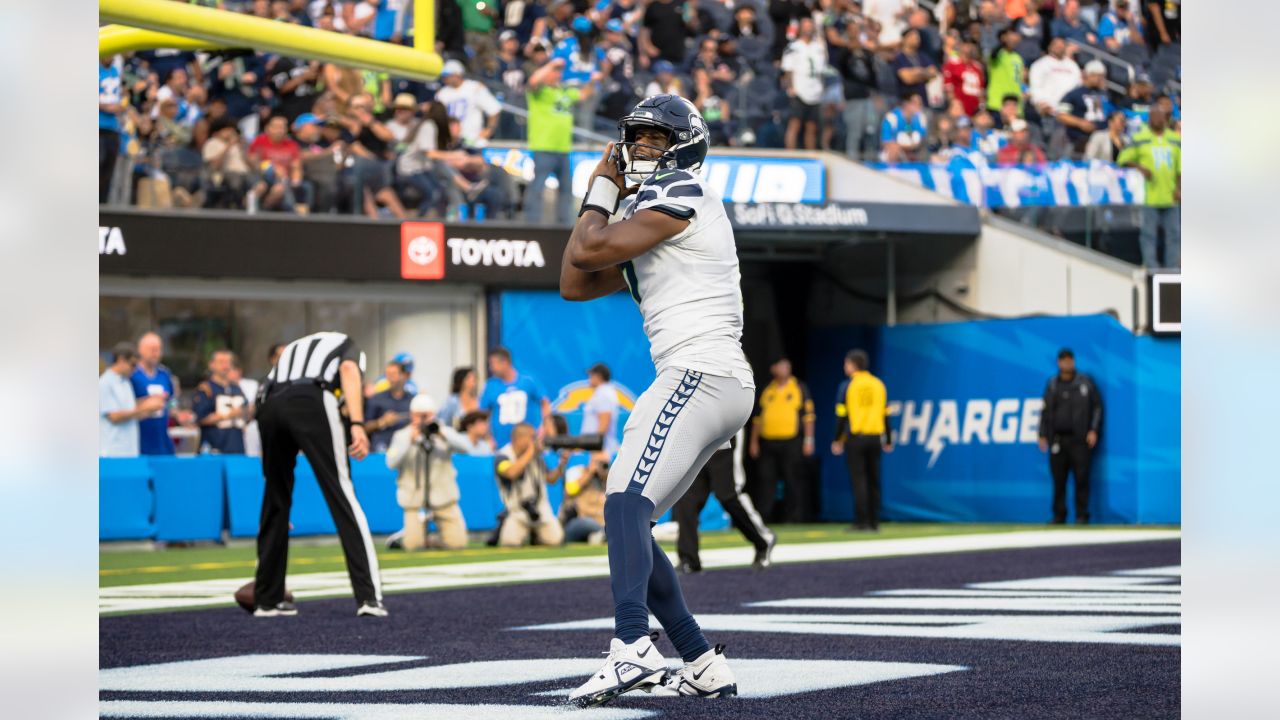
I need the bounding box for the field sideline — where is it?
[99,523,1172,587]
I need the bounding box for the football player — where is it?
[559,94,753,706]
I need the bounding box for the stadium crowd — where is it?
[100,2,1181,238]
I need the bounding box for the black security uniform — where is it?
[255,331,382,608]
[674,431,774,571]
[1040,372,1103,524]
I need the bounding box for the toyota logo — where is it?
[407,236,438,266]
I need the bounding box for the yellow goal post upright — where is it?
[99,0,440,81]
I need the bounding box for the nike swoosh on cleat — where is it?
[637,646,651,658]
[692,665,710,680]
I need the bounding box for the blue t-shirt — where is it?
[99,61,122,132]
[193,379,247,454]
[880,107,928,147]
[1057,86,1112,142]
[1097,12,1135,47]
[366,389,414,453]
[130,365,176,455]
[1051,17,1094,46]
[481,373,548,448]
[552,37,608,86]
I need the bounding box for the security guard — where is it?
[251,331,387,617]
[674,428,776,573]
[1038,348,1103,524]
[831,350,892,531]
[748,357,816,522]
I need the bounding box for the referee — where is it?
[252,331,387,617]
[674,428,776,573]
[831,350,892,531]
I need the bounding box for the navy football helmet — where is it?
[616,94,709,183]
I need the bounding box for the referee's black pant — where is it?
[755,437,806,522]
[843,434,882,530]
[255,383,382,607]
[1049,434,1092,523]
[675,449,773,569]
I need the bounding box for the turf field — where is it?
[100,525,1179,719]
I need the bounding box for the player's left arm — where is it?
[566,142,690,273]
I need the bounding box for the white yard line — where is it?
[99,528,1179,616]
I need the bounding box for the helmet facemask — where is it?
[617,121,677,184]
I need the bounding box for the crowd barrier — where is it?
[100,453,727,542]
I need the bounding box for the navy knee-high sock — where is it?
[605,492,655,644]
[648,537,712,663]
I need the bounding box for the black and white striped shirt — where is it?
[267,332,367,392]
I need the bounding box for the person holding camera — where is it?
[561,452,610,544]
[494,422,567,547]
[385,394,472,551]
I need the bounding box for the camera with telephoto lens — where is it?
[541,433,605,452]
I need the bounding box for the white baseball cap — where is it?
[410,394,437,414]
[1084,60,1107,76]
[439,59,466,78]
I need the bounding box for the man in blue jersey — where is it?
[99,56,123,203]
[130,332,178,456]
[193,349,249,454]
[481,346,553,447]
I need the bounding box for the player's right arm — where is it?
[339,359,369,460]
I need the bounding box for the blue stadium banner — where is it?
[808,315,1180,525]
[868,161,1146,207]
[483,149,826,204]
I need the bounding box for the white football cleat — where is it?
[568,633,668,708]
[650,644,738,698]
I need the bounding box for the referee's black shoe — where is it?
[253,602,298,617]
[753,532,777,571]
[357,601,389,618]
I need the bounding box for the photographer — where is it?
[384,394,471,550]
[494,422,567,547]
[560,452,608,544]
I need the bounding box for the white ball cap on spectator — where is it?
[440,60,465,78]
[410,394,437,414]
[1084,60,1107,76]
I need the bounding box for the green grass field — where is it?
[101,523,1080,587]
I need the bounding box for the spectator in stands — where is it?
[1119,72,1156,135]
[482,346,553,447]
[101,342,166,458]
[996,118,1047,165]
[1056,60,1112,157]
[439,367,480,429]
[880,91,928,162]
[840,20,880,160]
[600,20,638,120]
[321,59,365,116]
[205,50,267,122]
[579,363,621,457]
[640,0,693,70]
[1051,0,1098,49]
[928,115,957,157]
[147,95,204,208]
[293,113,342,214]
[560,454,608,544]
[972,0,1006,57]
[986,25,1026,114]
[893,27,940,103]
[943,40,986,117]
[249,114,306,212]
[864,0,913,49]
[494,30,529,92]
[907,7,943,63]
[1141,0,1179,50]
[458,410,496,455]
[1098,0,1140,52]
[525,57,586,225]
[193,349,248,455]
[644,60,685,98]
[782,17,827,150]
[460,0,500,75]
[385,93,419,144]
[1155,93,1181,132]
[434,60,503,147]
[554,16,609,127]
[131,332,179,456]
[1013,8,1048,65]
[397,101,467,218]
[100,56,124,204]
[971,108,1006,158]
[495,423,567,547]
[1118,106,1180,268]
[385,393,471,550]
[1028,38,1081,119]
[1085,110,1128,162]
[366,355,416,453]
[202,118,254,209]
[342,92,408,218]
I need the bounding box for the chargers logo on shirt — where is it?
[553,381,638,415]
[400,222,445,280]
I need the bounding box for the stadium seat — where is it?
[150,455,225,543]
[100,457,156,540]
[223,455,265,538]
[350,454,401,535]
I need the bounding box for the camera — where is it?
[520,499,542,523]
[542,433,605,452]
[418,420,440,437]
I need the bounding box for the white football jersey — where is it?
[619,168,754,389]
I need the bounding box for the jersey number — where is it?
[497,390,529,425]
